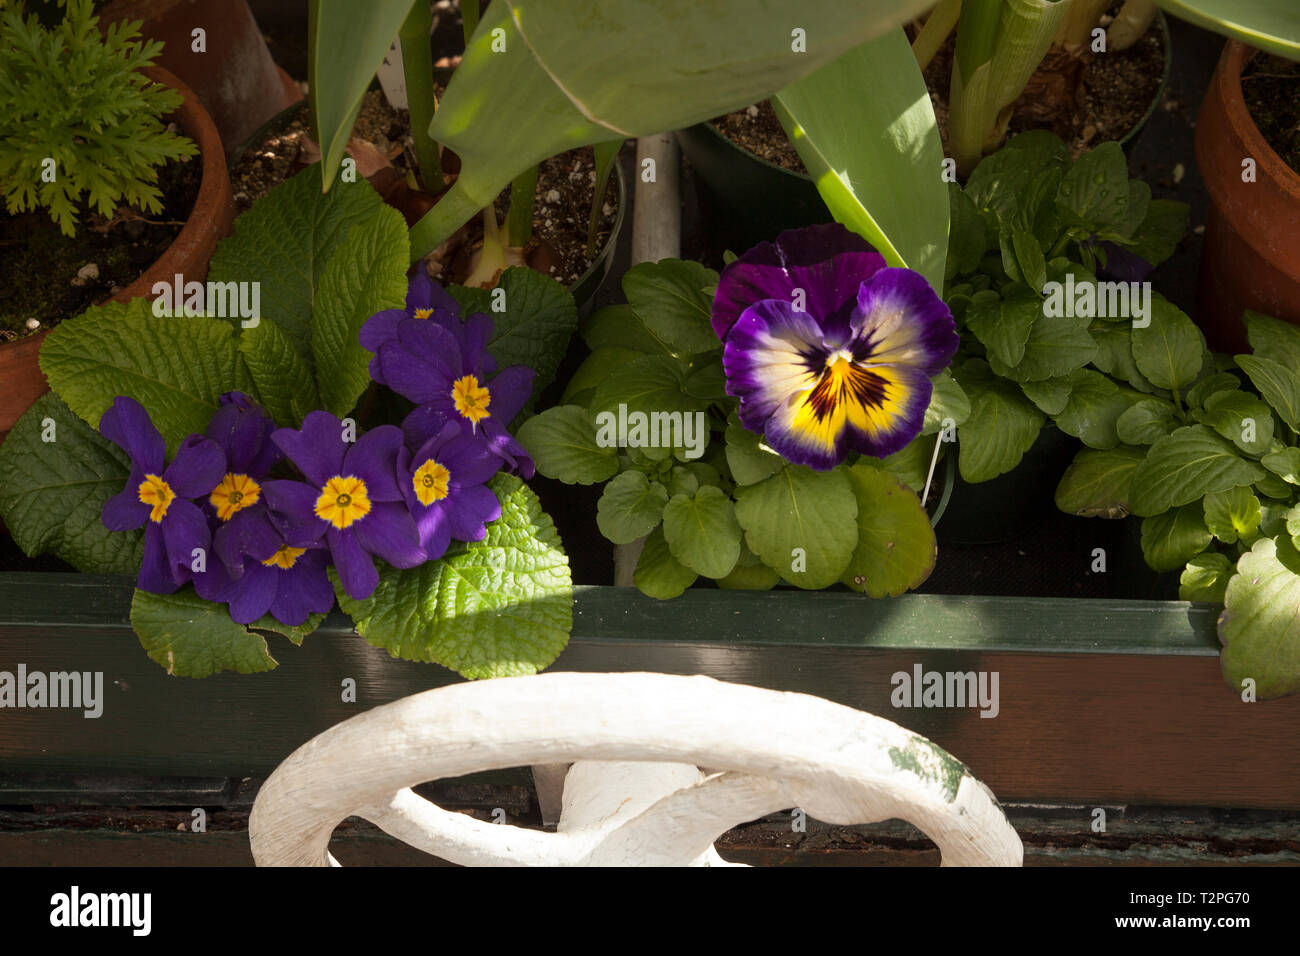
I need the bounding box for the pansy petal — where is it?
[344,425,406,501]
[327,528,379,600]
[712,223,885,340]
[226,562,278,624]
[271,411,348,486]
[352,501,424,568]
[722,298,826,434]
[99,396,165,473]
[163,435,227,498]
[486,364,534,423]
[850,268,958,376]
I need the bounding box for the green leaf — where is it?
[561,347,642,406]
[1153,0,1300,61]
[516,405,619,485]
[1054,444,1147,518]
[1196,388,1275,456]
[312,207,409,416]
[839,462,936,597]
[334,475,572,678]
[1255,472,1294,500]
[0,393,144,574]
[1090,323,1155,393]
[1116,398,1179,445]
[682,356,727,403]
[716,556,781,591]
[990,312,1098,383]
[725,416,783,486]
[590,354,710,419]
[880,435,937,494]
[251,611,327,647]
[131,588,278,677]
[1000,226,1046,292]
[734,465,858,589]
[238,318,320,428]
[1131,298,1207,392]
[1235,354,1300,432]
[1020,377,1074,416]
[1140,504,1213,573]
[773,26,949,291]
[953,359,1045,482]
[579,304,671,355]
[945,183,989,279]
[449,267,580,402]
[1054,369,1133,450]
[662,485,742,579]
[1243,311,1300,369]
[620,260,721,355]
[208,166,390,368]
[1220,537,1300,702]
[1056,142,1131,232]
[38,299,249,453]
[1123,199,1189,267]
[595,470,668,544]
[964,289,1038,368]
[1179,552,1233,604]
[1203,485,1262,544]
[633,526,697,600]
[922,369,971,434]
[1129,425,1266,516]
[666,466,700,498]
[1186,371,1241,409]
[1263,447,1300,484]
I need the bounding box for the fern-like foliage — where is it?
[0,0,199,236]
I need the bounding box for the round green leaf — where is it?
[662,485,742,579]
[839,463,936,597]
[1179,552,1233,604]
[1203,486,1261,544]
[1220,536,1300,700]
[633,526,697,600]
[131,588,278,678]
[734,465,858,589]
[596,470,668,544]
[1140,504,1213,572]
[516,405,619,484]
[725,416,784,486]
[1054,444,1147,518]
[1131,298,1206,392]
[1197,388,1275,456]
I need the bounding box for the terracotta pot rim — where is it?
[1214,40,1300,199]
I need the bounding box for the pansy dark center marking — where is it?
[262,544,306,570]
[452,374,492,426]
[412,459,451,506]
[137,474,174,523]
[210,472,262,521]
[314,475,371,529]
[805,352,888,422]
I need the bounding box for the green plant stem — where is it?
[586,139,623,258]
[409,177,485,263]
[462,0,480,45]
[913,0,962,71]
[399,0,444,192]
[507,165,539,248]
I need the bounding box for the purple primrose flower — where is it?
[202,391,284,576]
[398,420,503,561]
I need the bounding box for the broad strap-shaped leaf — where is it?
[516,405,619,485]
[334,475,572,679]
[312,207,410,416]
[1220,537,1300,701]
[0,393,144,574]
[596,470,669,545]
[839,462,936,597]
[773,27,948,290]
[734,465,858,589]
[39,299,251,453]
[1129,425,1265,517]
[662,485,742,579]
[131,587,278,678]
[1154,0,1300,60]
[1054,444,1147,518]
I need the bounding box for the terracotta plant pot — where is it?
[0,65,235,446]
[97,0,302,153]
[1195,41,1300,353]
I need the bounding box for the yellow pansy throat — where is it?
[412,459,451,506]
[137,474,175,523]
[314,476,372,529]
[452,374,491,426]
[262,544,306,569]
[209,472,262,521]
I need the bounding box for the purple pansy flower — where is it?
[261,412,425,600]
[398,421,503,561]
[714,223,959,470]
[195,540,335,626]
[202,391,284,577]
[99,396,226,593]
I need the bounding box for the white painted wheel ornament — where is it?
[250,672,1022,867]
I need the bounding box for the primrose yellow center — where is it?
[413,459,451,506]
[137,474,175,523]
[452,374,492,425]
[210,472,262,521]
[262,544,306,570]
[413,308,434,319]
[314,476,372,529]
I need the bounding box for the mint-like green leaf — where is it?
[990,312,1097,383]
[1220,536,1300,700]
[38,300,250,453]
[725,415,783,486]
[1129,425,1265,517]
[1179,552,1233,604]
[633,526,697,599]
[1054,444,1147,518]
[0,393,144,573]
[923,369,971,434]
[334,475,572,678]
[1056,142,1131,232]
[954,359,1045,483]
[561,347,641,405]
[964,290,1038,368]
[1089,323,1155,393]
[131,587,278,677]
[839,462,935,597]
[238,317,320,428]
[662,485,741,579]
[621,259,721,355]
[579,304,672,355]
[1021,377,1073,416]
[1263,447,1300,485]
[881,436,937,494]
[208,166,388,367]
[1116,398,1179,445]
[1203,485,1262,544]
[1131,298,1207,392]
[1054,369,1132,450]
[1236,354,1300,432]
[596,470,668,544]
[589,354,710,419]
[1186,371,1241,409]
[1196,388,1274,456]
[734,465,858,589]
[1141,504,1212,572]
[516,405,619,485]
[1244,311,1300,370]
[312,207,409,416]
